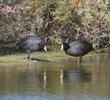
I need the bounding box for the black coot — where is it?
[61,40,93,62]
[16,36,47,60]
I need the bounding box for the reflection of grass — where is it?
[0,42,95,65]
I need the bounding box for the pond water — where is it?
[0,54,110,100]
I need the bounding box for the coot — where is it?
[60,40,93,62]
[16,36,47,60]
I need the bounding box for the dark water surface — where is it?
[0,54,110,100]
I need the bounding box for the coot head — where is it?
[38,41,47,51]
[60,43,70,51]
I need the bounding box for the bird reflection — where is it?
[41,62,92,91]
[60,70,64,88]
[59,67,92,88]
[43,70,47,88]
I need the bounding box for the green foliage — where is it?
[0,13,14,41]
[0,0,110,49]
[2,0,26,5]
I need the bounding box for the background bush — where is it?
[0,0,110,49]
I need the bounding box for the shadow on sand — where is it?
[24,58,49,62]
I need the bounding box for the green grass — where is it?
[0,42,96,65]
[0,51,70,65]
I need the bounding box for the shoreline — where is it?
[0,51,97,65]
[0,42,105,65]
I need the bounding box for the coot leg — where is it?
[26,50,31,61]
[78,56,82,63]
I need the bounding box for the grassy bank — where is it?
[0,42,96,65]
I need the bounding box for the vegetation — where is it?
[0,42,95,65]
[0,0,110,50]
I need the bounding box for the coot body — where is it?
[61,40,93,62]
[16,36,47,60]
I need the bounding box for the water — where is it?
[0,54,110,100]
